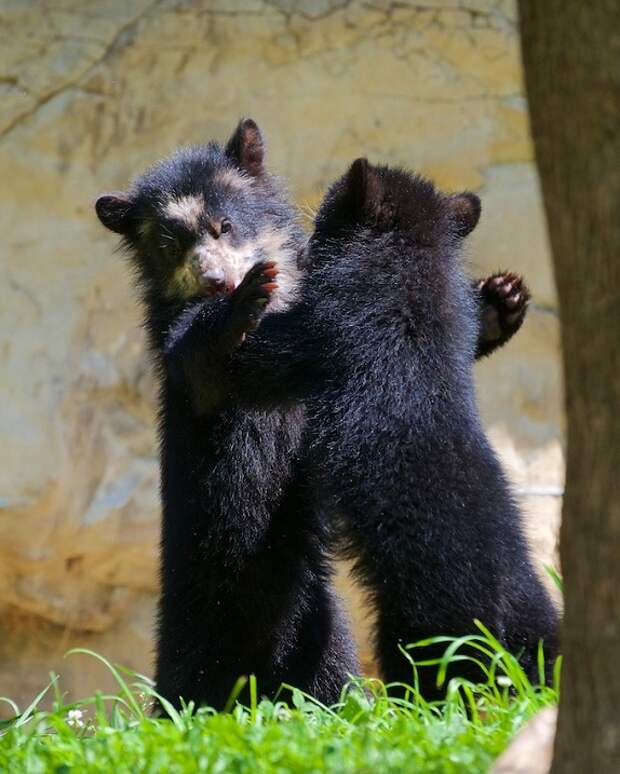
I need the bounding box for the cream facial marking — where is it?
[215,168,253,192]
[163,195,203,231]
[255,225,301,312]
[187,237,256,292]
[164,219,301,308]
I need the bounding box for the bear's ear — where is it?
[448,192,481,237]
[95,192,134,234]
[344,157,385,221]
[225,118,265,177]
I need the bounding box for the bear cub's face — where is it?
[305,157,481,270]
[95,119,299,309]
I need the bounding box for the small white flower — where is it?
[66,709,84,727]
[497,675,513,688]
[275,706,292,721]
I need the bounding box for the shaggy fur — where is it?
[228,158,558,698]
[95,120,358,710]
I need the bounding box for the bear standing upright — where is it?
[94,120,359,710]
[227,158,559,698]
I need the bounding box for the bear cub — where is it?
[228,158,558,698]
[95,120,359,711]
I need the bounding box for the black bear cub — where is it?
[95,119,359,711]
[229,158,558,698]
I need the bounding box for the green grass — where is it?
[0,624,559,774]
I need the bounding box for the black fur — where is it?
[95,121,358,711]
[227,158,558,698]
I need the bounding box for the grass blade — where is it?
[65,648,142,717]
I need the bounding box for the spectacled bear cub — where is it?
[94,120,360,711]
[226,158,558,699]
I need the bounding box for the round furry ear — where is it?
[448,192,481,237]
[95,193,134,234]
[346,157,370,207]
[345,157,384,218]
[225,118,265,177]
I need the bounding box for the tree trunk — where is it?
[517,2,620,772]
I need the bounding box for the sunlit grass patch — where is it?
[0,625,558,774]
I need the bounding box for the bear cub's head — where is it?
[304,157,480,273]
[95,119,301,311]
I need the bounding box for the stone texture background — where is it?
[0,0,563,710]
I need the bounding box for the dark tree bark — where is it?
[518,2,620,772]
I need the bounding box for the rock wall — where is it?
[0,0,563,709]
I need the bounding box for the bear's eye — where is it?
[220,218,232,234]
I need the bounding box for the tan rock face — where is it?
[0,0,563,709]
